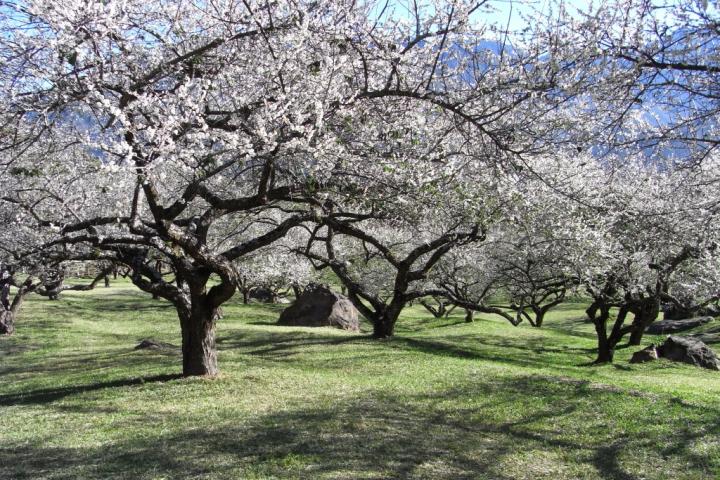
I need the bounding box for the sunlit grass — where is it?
[0,278,718,479]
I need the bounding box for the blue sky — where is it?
[369,1,594,32]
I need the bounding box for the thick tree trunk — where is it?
[0,310,15,335]
[595,337,614,363]
[594,320,615,363]
[179,303,219,377]
[1,282,10,311]
[589,303,615,363]
[372,318,395,338]
[628,321,646,346]
[104,275,110,288]
[292,284,303,300]
[1,285,31,336]
[242,290,250,304]
[372,304,403,339]
[533,308,546,328]
[628,301,660,346]
[464,309,474,323]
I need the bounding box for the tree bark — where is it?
[1,281,33,336]
[179,302,219,377]
[595,336,614,363]
[628,300,660,346]
[464,309,474,323]
[589,302,615,363]
[594,319,615,363]
[372,318,395,338]
[0,310,14,335]
[0,282,10,311]
[372,304,403,338]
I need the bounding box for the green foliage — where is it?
[0,280,718,479]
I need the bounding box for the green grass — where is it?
[1,279,719,479]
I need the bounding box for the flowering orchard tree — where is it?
[484,168,589,328]
[234,227,317,303]
[528,151,720,363]
[538,0,720,162]
[662,246,720,319]
[297,156,525,337]
[300,215,487,337]
[0,199,116,334]
[0,0,584,375]
[427,242,516,324]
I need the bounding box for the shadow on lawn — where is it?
[0,375,718,480]
[0,374,182,407]
[220,327,598,371]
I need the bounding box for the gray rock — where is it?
[249,287,276,303]
[278,283,360,332]
[663,304,720,320]
[689,326,720,344]
[657,336,720,370]
[645,316,714,334]
[135,339,177,350]
[629,345,658,363]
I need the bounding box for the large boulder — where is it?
[690,326,720,344]
[645,316,714,334]
[657,336,720,371]
[663,304,720,320]
[277,284,360,332]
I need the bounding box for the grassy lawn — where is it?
[1,279,719,479]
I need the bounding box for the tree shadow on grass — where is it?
[0,375,717,480]
[0,374,182,407]
[218,330,369,358]
[0,346,181,377]
[391,335,596,370]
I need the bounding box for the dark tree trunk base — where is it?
[593,350,614,364]
[372,320,395,339]
[0,310,15,335]
[180,305,220,377]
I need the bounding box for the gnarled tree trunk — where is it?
[628,299,660,346]
[1,280,34,336]
[532,307,546,328]
[371,303,404,339]
[179,301,219,377]
[0,310,14,335]
[588,301,616,363]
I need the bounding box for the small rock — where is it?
[645,316,714,334]
[135,339,176,350]
[629,345,658,363]
[657,336,720,371]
